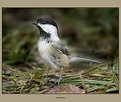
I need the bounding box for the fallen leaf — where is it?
[47,84,84,93]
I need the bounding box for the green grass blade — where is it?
[62,79,115,85]
[112,65,119,90]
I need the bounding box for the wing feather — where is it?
[51,42,70,56]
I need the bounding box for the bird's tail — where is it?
[68,56,101,70]
[69,56,101,64]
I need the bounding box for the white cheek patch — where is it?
[38,23,57,34]
[38,23,60,41]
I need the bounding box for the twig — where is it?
[79,73,87,93]
[28,73,35,85]
[24,85,35,93]
[38,88,50,93]
[82,67,98,75]
[2,75,18,85]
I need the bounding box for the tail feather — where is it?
[69,56,101,64]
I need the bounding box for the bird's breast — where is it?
[38,40,58,69]
[38,40,51,58]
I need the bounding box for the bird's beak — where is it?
[32,22,38,26]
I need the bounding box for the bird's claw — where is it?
[55,77,63,85]
[44,77,51,84]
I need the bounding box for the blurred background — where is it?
[2,8,119,94]
[2,8,119,69]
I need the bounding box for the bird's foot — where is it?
[55,77,63,85]
[44,77,50,84]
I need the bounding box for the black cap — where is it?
[37,17,58,28]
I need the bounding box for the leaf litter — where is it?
[2,61,119,94]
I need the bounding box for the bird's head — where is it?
[33,17,59,41]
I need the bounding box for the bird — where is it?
[33,17,101,85]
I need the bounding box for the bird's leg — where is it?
[44,68,50,84]
[56,67,63,85]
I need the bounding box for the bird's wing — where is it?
[50,42,70,67]
[51,42,70,56]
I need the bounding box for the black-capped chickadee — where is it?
[33,17,101,85]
